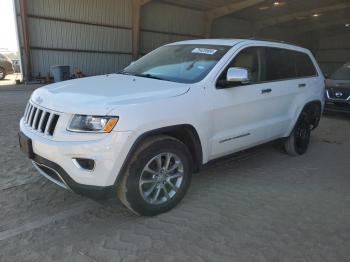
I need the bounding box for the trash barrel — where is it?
[50,65,70,82]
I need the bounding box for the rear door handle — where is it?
[261,88,272,94]
[298,83,306,88]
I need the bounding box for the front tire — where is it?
[284,113,311,156]
[117,135,192,216]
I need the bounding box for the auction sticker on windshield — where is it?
[192,48,217,55]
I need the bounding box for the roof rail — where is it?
[248,37,299,47]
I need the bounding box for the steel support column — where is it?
[19,0,32,81]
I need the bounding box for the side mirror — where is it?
[217,67,250,88]
[226,67,250,83]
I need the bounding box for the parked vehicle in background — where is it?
[19,39,325,216]
[11,59,21,73]
[0,53,15,80]
[325,63,350,113]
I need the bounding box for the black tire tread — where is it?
[284,112,311,156]
[117,135,191,216]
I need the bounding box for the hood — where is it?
[326,79,350,88]
[30,74,190,115]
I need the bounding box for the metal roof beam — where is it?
[294,18,350,34]
[256,3,350,30]
[204,0,264,38]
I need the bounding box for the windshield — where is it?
[331,63,350,81]
[121,44,231,84]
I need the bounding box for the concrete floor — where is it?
[0,84,349,262]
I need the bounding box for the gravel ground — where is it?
[0,85,350,262]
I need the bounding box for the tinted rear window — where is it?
[264,48,296,81]
[263,48,316,81]
[295,52,317,77]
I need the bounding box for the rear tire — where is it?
[284,113,311,156]
[0,67,5,80]
[117,135,192,216]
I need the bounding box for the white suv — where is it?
[19,39,325,216]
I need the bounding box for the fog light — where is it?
[72,158,95,171]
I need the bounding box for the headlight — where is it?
[68,115,118,133]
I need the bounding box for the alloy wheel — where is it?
[139,153,184,205]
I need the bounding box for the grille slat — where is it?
[44,113,54,135]
[32,108,40,128]
[34,110,43,130]
[27,105,34,123]
[24,103,30,121]
[29,108,37,127]
[48,114,59,136]
[25,104,31,122]
[40,112,50,133]
[37,110,46,132]
[23,103,60,137]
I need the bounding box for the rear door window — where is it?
[263,48,297,81]
[295,52,317,77]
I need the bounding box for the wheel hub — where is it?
[139,152,184,205]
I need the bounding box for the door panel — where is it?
[207,46,303,160]
[208,81,294,159]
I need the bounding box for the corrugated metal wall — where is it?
[14,0,256,78]
[315,33,350,75]
[211,17,253,39]
[16,0,133,77]
[15,0,205,78]
[140,2,204,54]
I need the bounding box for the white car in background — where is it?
[19,39,325,216]
[0,53,14,80]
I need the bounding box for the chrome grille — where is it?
[327,88,350,101]
[23,103,60,136]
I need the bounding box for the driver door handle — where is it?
[298,83,306,88]
[261,88,272,94]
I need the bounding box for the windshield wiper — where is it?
[134,73,165,81]
[117,70,132,75]
[117,71,165,81]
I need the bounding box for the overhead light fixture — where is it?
[345,23,350,27]
[273,1,286,7]
[312,13,320,17]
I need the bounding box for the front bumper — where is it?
[20,118,133,190]
[325,88,350,113]
[31,154,115,199]
[324,100,350,114]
